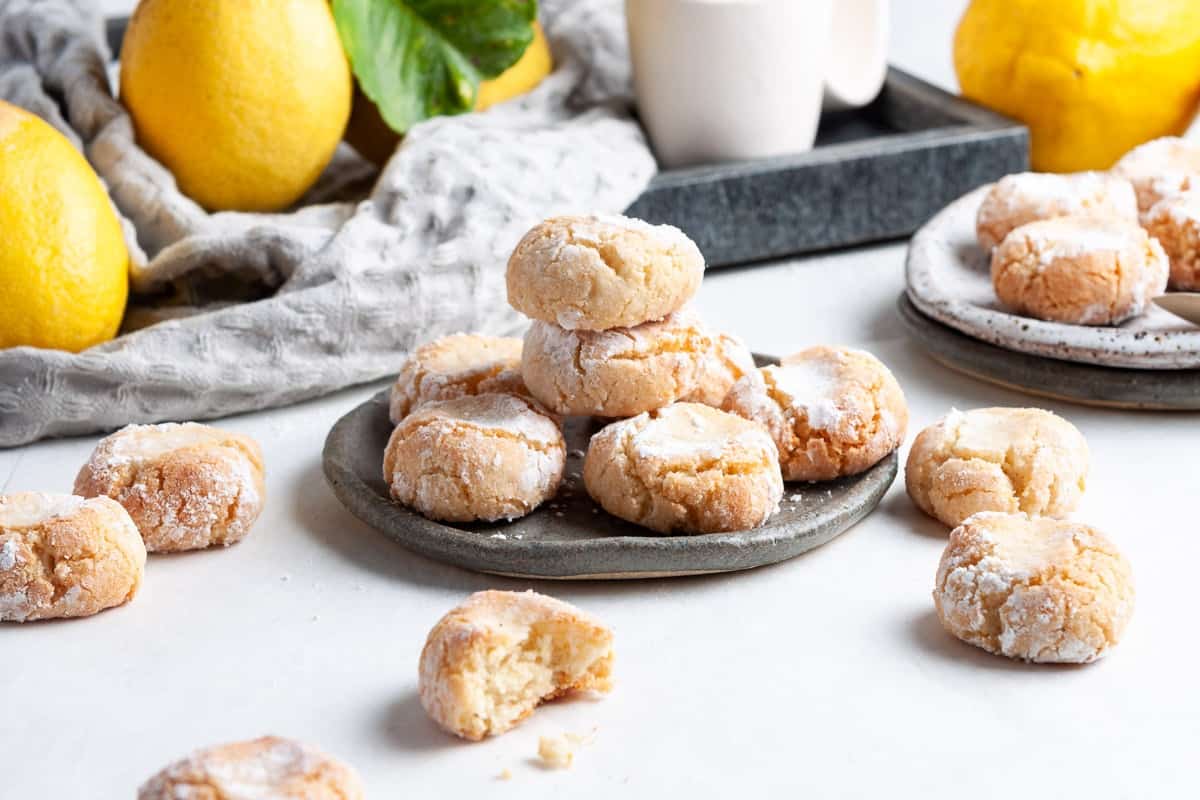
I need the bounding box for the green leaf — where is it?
[333,0,537,135]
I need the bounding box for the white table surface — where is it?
[10,2,1199,797]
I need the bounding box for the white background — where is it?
[9,1,1198,797]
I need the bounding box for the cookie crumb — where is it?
[497,768,512,781]
[537,735,575,769]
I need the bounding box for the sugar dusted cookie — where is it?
[990,216,1167,325]
[906,407,1088,528]
[1143,192,1200,290]
[74,422,265,553]
[1112,136,1200,214]
[583,403,783,534]
[507,214,704,331]
[419,590,614,741]
[137,736,363,800]
[521,309,712,418]
[388,333,526,424]
[684,331,756,407]
[976,171,1138,250]
[722,346,907,482]
[384,393,565,522]
[934,512,1134,663]
[0,492,145,622]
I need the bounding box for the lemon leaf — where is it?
[333,0,537,135]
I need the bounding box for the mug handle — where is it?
[823,0,890,111]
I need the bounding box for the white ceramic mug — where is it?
[626,0,890,168]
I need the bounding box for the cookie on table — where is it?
[583,402,783,534]
[137,736,363,800]
[0,492,145,622]
[74,422,265,553]
[934,512,1134,663]
[722,346,907,482]
[905,407,1088,529]
[384,393,565,523]
[990,216,1168,325]
[419,590,614,741]
[522,308,712,418]
[388,333,526,424]
[507,214,704,331]
[1112,136,1200,215]
[683,331,757,407]
[976,171,1139,250]
[1142,192,1200,290]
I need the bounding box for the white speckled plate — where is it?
[906,185,1200,369]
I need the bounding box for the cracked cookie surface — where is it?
[722,346,907,482]
[990,216,1167,325]
[506,214,704,331]
[1112,136,1200,215]
[388,333,526,424]
[137,736,363,800]
[976,171,1138,251]
[0,492,145,622]
[583,402,783,534]
[1143,192,1200,290]
[683,331,756,407]
[384,393,565,523]
[934,512,1134,663]
[905,407,1088,528]
[74,422,266,553]
[522,308,712,417]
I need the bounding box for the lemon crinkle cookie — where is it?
[507,214,704,331]
[419,590,614,741]
[934,512,1134,663]
[384,393,565,522]
[0,492,146,622]
[1142,192,1200,290]
[722,346,907,482]
[74,422,266,553]
[137,736,363,799]
[684,331,757,407]
[905,407,1088,528]
[583,403,783,534]
[990,216,1167,325]
[1112,136,1200,215]
[975,171,1139,250]
[522,308,713,418]
[388,333,526,424]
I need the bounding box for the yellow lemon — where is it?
[955,0,1200,172]
[345,21,553,167]
[0,100,128,353]
[119,0,352,212]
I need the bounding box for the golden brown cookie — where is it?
[683,331,757,407]
[1142,192,1200,290]
[384,393,565,522]
[521,308,712,417]
[419,590,614,741]
[583,402,783,534]
[507,214,704,331]
[934,512,1134,663]
[990,216,1168,325]
[976,171,1139,250]
[0,492,145,622]
[137,736,363,799]
[722,346,907,482]
[74,422,266,553]
[1112,136,1200,215]
[388,333,526,424]
[905,407,1088,528]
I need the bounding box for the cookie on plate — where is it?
[583,402,783,534]
[990,216,1168,325]
[905,407,1088,528]
[419,590,614,741]
[1112,135,1200,215]
[388,333,526,424]
[1142,192,1200,290]
[521,309,712,418]
[384,393,565,523]
[74,422,266,553]
[0,492,145,622]
[507,214,704,331]
[934,512,1134,663]
[722,346,907,482]
[137,736,363,799]
[976,171,1139,250]
[683,331,757,407]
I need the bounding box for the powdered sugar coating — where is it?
[1113,136,1200,214]
[1144,191,1200,290]
[684,331,757,407]
[0,492,83,527]
[388,333,526,424]
[976,171,1139,250]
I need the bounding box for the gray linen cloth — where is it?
[0,0,655,447]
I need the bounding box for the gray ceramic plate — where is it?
[906,185,1200,370]
[322,373,898,579]
[898,293,1200,410]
